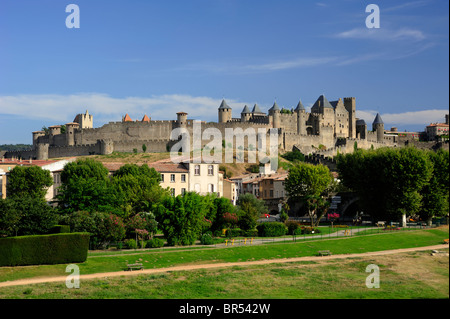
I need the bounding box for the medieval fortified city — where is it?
[0,1,448,309]
[5,95,398,161]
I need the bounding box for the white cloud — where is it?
[335,27,426,42]
[243,56,337,71]
[383,1,430,12]
[0,93,253,126]
[356,109,448,129]
[1,93,446,132]
[175,56,338,74]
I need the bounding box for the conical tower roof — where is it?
[252,103,263,114]
[142,114,150,122]
[294,100,305,112]
[372,113,384,125]
[241,105,251,114]
[218,99,231,109]
[123,113,132,122]
[269,101,280,112]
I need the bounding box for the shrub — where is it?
[124,238,137,249]
[225,228,242,238]
[257,222,287,237]
[200,233,214,245]
[285,220,301,235]
[242,229,258,237]
[0,233,90,267]
[146,238,164,248]
[301,227,321,234]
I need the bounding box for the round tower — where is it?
[218,99,232,123]
[241,105,251,122]
[177,112,188,129]
[32,131,45,150]
[48,125,61,146]
[65,122,80,146]
[269,102,281,129]
[295,100,306,135]
[36,143,49,160]
[372,113,384,142]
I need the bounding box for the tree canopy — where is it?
[284,162,334,227]
[57,159,120,213]
[337,147,446,224]
[7,165,53,200]
[155,192,208,246]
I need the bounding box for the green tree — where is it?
[337,147,434,225]
[10,197,57,236]
[284,162,333,228]
[155,192,207,246]
[0,198,21,237]
[420,149,449,225]
[57,159,119,213]
[60,211,126,249]
[236,193,268,231]
[281,149,305,162]
[111,164,167,215]
[7,165,53,200]
[211,196,236,231]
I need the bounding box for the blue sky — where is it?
[0,0,448,144]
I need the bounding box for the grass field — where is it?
[0,227,448,299]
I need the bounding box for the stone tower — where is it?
[269,102,281,129]
[356,119,367,139]
[74,110,93,129]
[344,97,356,138]
[241,105,251,122]
[32,131,45,150]
[99,139,114,155]
[36,143,49,160]
[177,112,188,129]
[295,100,306,135]
[372,113,384,143]
[218,99,232,123]
[48,125,61,146]
[65,122,80,146]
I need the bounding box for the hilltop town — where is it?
[2,95,401,161]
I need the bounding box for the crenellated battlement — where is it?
[20,95,396,160]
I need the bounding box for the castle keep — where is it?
[5,95,396,161]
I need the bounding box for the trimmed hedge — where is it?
[257,222,287,237]
[0,232,90,267]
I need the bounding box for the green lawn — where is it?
[0,228,447,284]
[0,249,448,299]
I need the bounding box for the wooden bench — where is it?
[317,250,332,256]
[126,263,144,271]
[376,221,385,227]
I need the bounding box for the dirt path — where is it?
[0,244,447,288]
